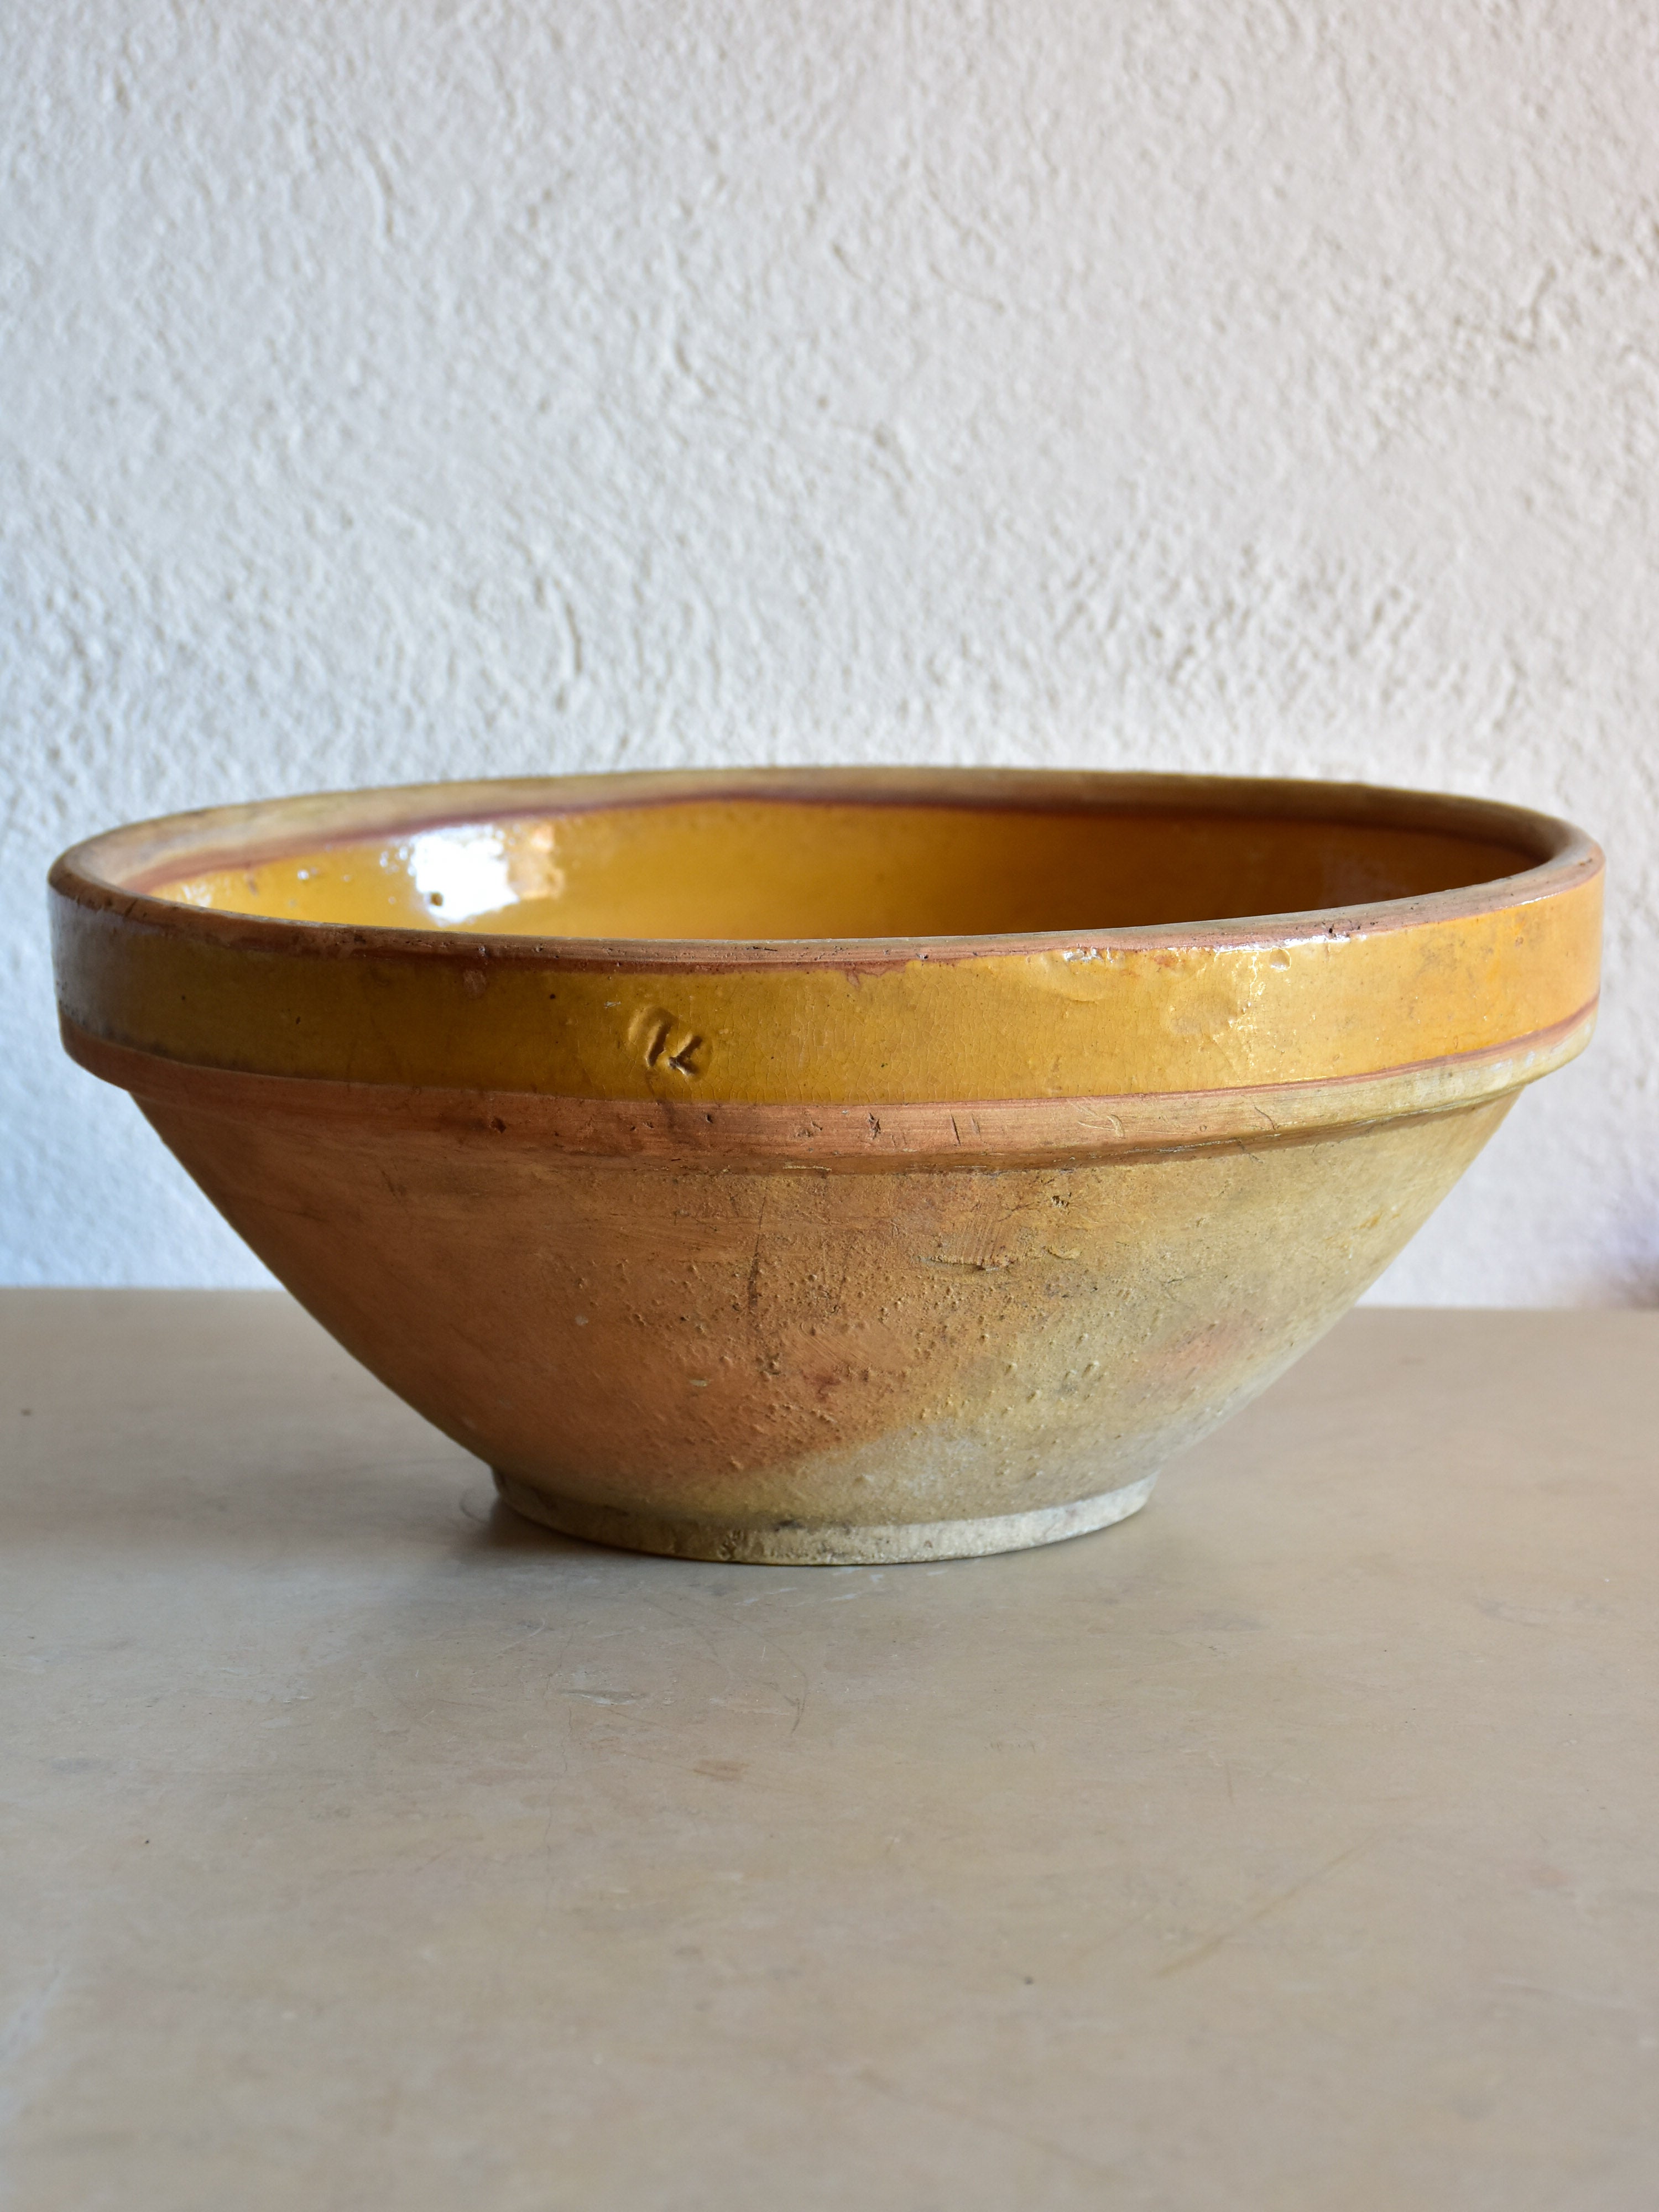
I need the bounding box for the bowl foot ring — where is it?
[491,1471,1159,1564]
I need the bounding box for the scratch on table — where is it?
[784,1653,808,1735]
[857,2067,1121,2180]
[1155,1839,1369,1978]
[1494,1978,1646,2014]
[0,1968,66,2128]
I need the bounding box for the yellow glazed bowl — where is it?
[50,769,1601,1563]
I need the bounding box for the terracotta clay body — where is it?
[49,770,1601,1561]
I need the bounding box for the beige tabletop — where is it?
[2,1290,1655,2210]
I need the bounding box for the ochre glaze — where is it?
[51,769,1600,1105]
[140,797,1530,939]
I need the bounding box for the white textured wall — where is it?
[2,0,1655,1300]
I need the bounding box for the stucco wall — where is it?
[3,0,1654,1300]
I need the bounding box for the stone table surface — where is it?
[2,1290,1656,2211]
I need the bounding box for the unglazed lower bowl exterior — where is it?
[49,770,1601,1563]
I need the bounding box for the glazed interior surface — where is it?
[143,796,1539,940]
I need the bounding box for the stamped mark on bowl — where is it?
[632,1006,708,1079]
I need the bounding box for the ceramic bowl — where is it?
[50,769,1601,1563]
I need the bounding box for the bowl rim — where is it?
[48,766,1603,970]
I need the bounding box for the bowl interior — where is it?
[138,792,1541,941]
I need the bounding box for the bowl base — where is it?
[491,1470,1159,1565]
